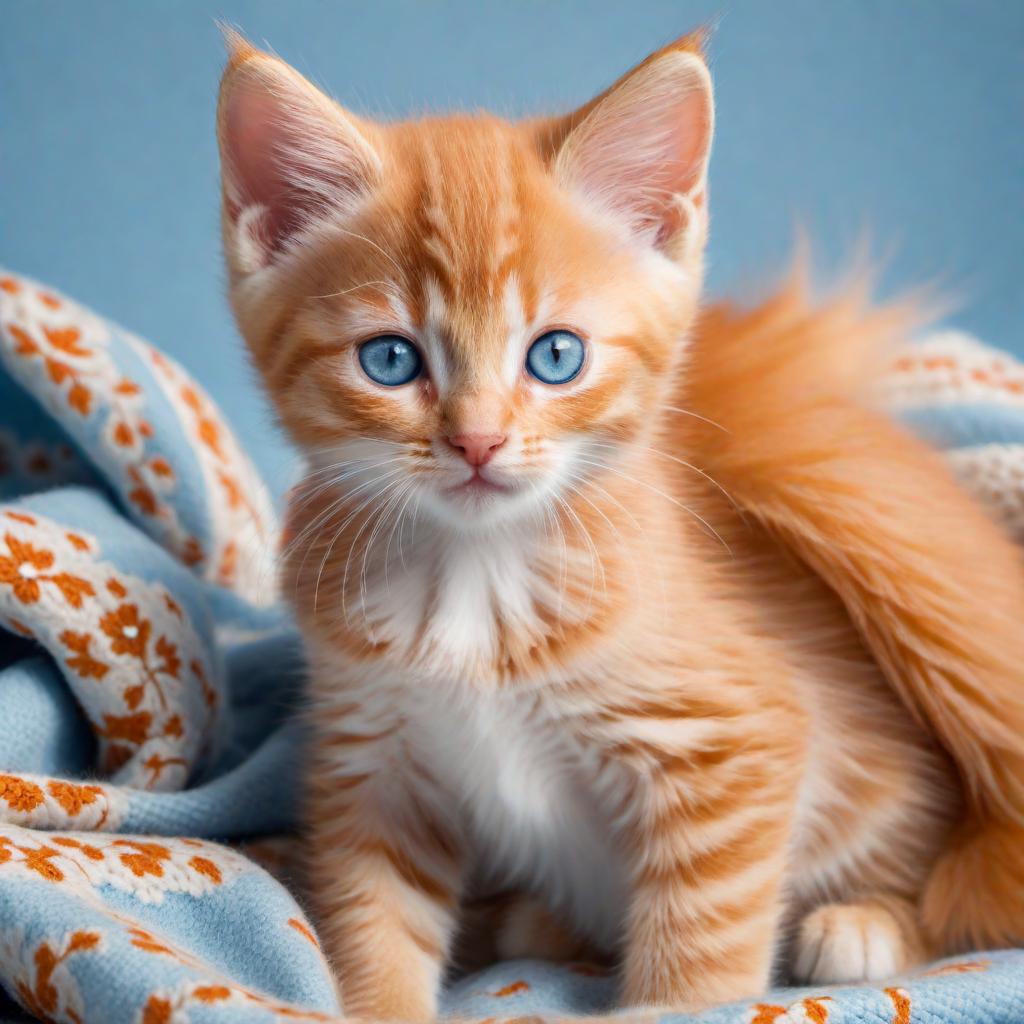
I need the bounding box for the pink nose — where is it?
[446,432,506,467]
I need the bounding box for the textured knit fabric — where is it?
[0,267,1022,1023]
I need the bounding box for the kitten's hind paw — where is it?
[793,898,926,984]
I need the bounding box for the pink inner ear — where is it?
[558,53,713,246]
[647,87,711,243]
[222,83,305,252]
[613,82,711,238]
[655,87,711,201]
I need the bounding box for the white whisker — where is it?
[307,468,408,613]
[663,405,730,434]
[384,480,420,589]
[574,455,732,556]
[333,226,404,276]
[588,439,743,517]
[362,478,415,615]
[339,477,406,620]
[285,461,406,566]
[311,279,394,300]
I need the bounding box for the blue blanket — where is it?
[1,267,1023,1024]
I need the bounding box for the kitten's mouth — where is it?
[448,469,512,497]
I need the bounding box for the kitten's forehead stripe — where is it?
[400,119,528,379]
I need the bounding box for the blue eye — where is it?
[525,330,586,385]
[358,335,423,387]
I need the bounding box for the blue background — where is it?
[3,1,1022,493]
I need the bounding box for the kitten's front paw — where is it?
[793,901,917,984]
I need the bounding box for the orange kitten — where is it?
[216,31,1024,1020]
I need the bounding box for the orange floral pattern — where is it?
[139,980,335,1023]
[138,975,339,1024]
[877,333,1024,543]
[882,334,1024,409]
[0,825,340,1024]
[101,602,151,658]
[0,772,124,830]
[919,958,992,977]
[0,826,244,904]
[747,997,833,1023]
[0,775,44,815]
[0,270,277,597]
[0,510,218,791]
[0,532,94,607]
[884,987,911,1024]
[493,981,531,997]
[143,343,277,601]
[1,928,100,1024]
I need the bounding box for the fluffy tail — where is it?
[683,273,1024,951]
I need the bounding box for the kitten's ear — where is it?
[547,33,714,253]
[216,30,382,273]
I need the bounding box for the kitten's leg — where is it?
[307,760,462,1022]
[793,895,930,984]
[617,739,798,1010]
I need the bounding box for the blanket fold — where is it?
[0,268,1022,1023]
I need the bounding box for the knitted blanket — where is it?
[0,267,1022,1024]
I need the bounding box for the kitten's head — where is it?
[218,32,713,532]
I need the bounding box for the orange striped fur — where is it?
[217,31,1024,1021]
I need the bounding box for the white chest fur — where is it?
[407,683,628,950]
